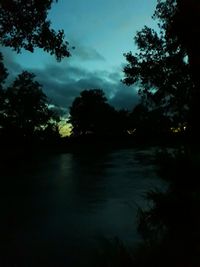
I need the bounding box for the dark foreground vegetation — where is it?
[91,145,200,267]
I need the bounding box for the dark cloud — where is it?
[38,66,139,111]
[109,83,139,110]
[0,47,22,83]
[1,47,139,114]
[65,38,106,62]
[71,45,105,62]
[49,105,68,117]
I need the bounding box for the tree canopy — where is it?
[123,0,195,132]
[0,0,69,143]
[0,0,70,60]
[1,71,58,140]
[154,0,200,136]
[155,0,200,76]
[69,89,117,136]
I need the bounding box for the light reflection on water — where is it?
[0,148,166,267]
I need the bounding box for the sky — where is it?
[1,0,158,117]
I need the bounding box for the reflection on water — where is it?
[0,148,165,267]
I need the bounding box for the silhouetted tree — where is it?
[128,103,170,139]
[115,109,130,136]
[37,120,61,145]
[0,53,8,89]
[129,104,149,134]
[69,89,117,136]
[155,0,200,84]
[0,0,71,136]
[0,0,70,60]
[0,53,8,130]
[3,71,58,140]
[153,0,200,137]
[123,0,193,132]
[134,147,200,267]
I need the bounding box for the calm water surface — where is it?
[0,148,166,266]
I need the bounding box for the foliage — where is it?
[0,52,8,89]
[128,103,171,137]
[154,0,200,64]
[116,109,130,136]
[154,0,200,136]
[69,89,118,136]
[0,0,68,143]
[0,0,70,60]
[2,71,58,139]
[0,53,8,127]
[123,0,193,127]
[135,147,200,267]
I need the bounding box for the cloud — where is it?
[0,47,22,83]
[72,45,105,62]
[64,38,105,63]
[1,47,139,114]
[37,65,139,111]
[109,83,139,110]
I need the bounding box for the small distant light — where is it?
[127,129,136,135]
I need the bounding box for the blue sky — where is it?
[2,0,157,113]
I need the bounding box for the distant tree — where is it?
[123,0,193,131]
[69,89,117,136]
[0,0,70,61]
[37,120,61,144]
[128,104,149,134]
[3,71,58,139]
[115,109,130,136]
[129,103,171,137]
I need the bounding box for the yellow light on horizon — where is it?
[59,122,72,137]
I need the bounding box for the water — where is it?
[0,148,166,267]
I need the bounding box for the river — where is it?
[0,147,166,267]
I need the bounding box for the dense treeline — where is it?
[68,89,178,141]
